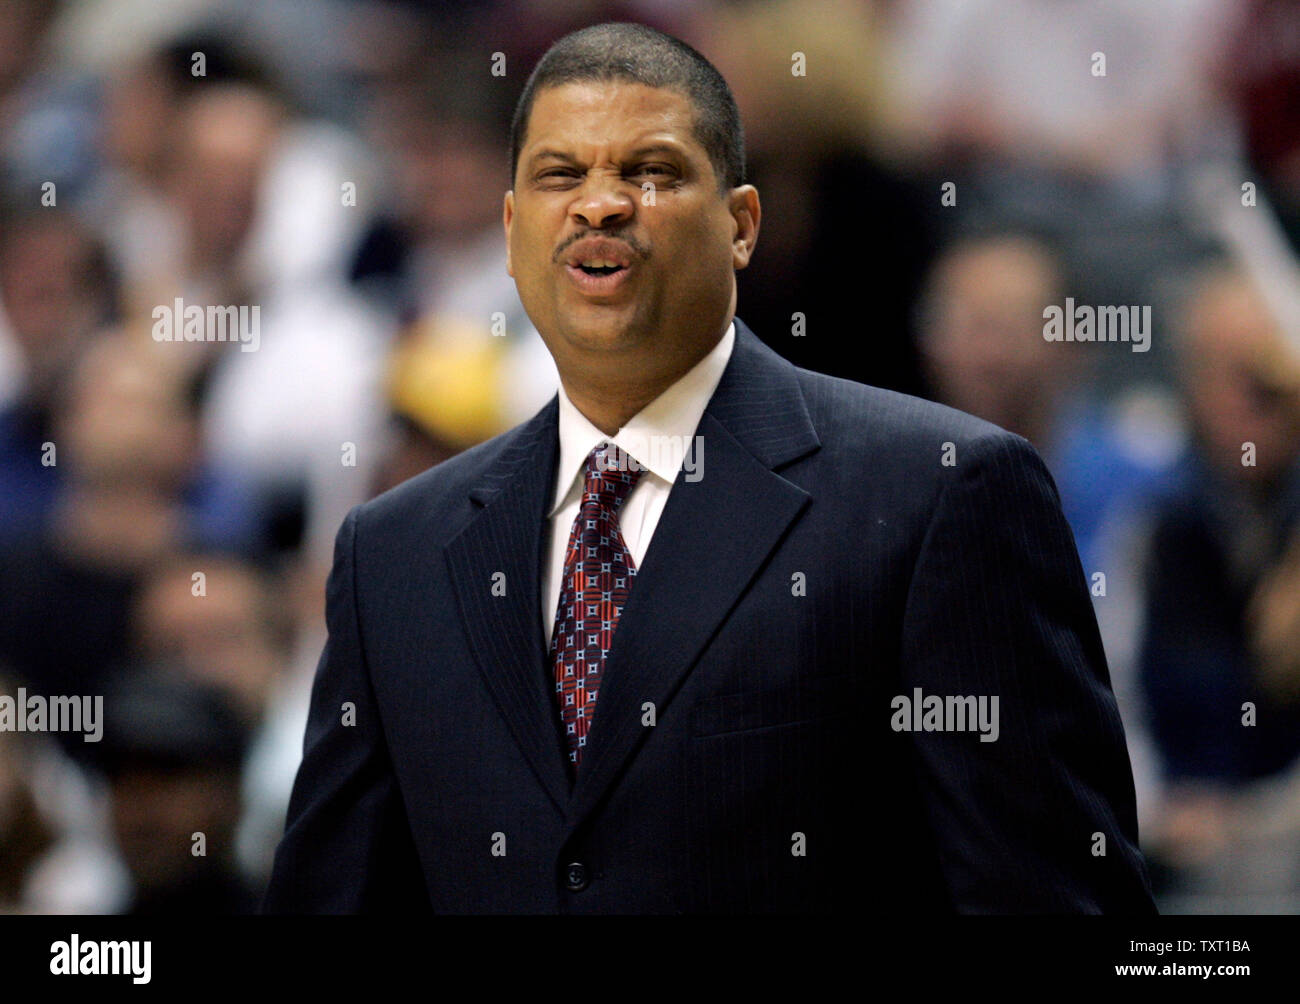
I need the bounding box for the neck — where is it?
[561,372,678,435]
[560,324,728,435]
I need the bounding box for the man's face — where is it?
[505,81,755,370]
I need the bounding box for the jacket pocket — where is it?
[691,672,855,737]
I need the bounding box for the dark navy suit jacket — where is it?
[264,318,1155,913]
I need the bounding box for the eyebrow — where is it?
[524,143,688,168]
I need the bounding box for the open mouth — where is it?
[565,259,633,294]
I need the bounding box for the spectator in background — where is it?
[0,0,95,204]
[348,39,557,426]
[894,0,1229,184]
[99,670,257,915]
[891,0,1234,391]
[81,27,391,567]
[1218,0,1300,255]
[129,550,298,883]
[0,209,116,544]
[0,332,262,726]
[695,0,937,395]
[170,75,393,566]
[916,232,1182,575]
[131,554,290,727]
[87,37,276,327]
[1139,264,1300,907]
[0,2,54,117]
[0,668,125,914]
[149,84,283,325]
[917,234,1070,453]
[374,316,519,494]
[0,687,55,913]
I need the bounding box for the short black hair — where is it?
[509,22,744,192]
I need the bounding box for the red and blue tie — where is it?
[550,443,644,768]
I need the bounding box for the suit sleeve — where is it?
[899,431,1156,913]
[262,506,429,913]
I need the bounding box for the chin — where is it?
[561,311,642,352]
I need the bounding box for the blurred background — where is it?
[0,0,1297,915]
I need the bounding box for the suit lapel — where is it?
[444,398,572,814]
[566,319,821,830]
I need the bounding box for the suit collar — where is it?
[466,396,558,507]
[705,317,820,468]
[464,316,818,503]
[548,321,736,516]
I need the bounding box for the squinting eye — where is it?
[633,164,673,177]
[536,168,580,184]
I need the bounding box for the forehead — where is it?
[522,80,701,155]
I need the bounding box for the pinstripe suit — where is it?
[264,317,1155,913]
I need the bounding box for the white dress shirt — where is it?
[542,321,736,646]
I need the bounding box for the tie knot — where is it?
[583,443,643,511]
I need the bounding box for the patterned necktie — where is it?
[550,443,644,769]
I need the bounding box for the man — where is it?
[265,23,1155,913]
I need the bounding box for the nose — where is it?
[569,175,634,229]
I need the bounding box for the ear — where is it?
[729,184,760,270]
[503,190,515,277]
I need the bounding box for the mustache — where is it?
[552,230,650,263]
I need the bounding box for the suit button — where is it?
[564,862,588,892]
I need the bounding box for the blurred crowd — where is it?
[0,0,1297,914]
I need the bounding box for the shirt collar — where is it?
[549,320,736,517]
